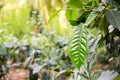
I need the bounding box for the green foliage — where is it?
[48,9,62,23]
[66,0,120,77]
[65,10,78,21]
[85,11,97,27]
[98,15,109,36]
[67,0,83,8]
[69,23,87,69]
[65,9,79,26]
[0,0,120,79]
[0,4,32,38]
[0,45,6,56]
[105,10,120,30]
[0,45,7,64]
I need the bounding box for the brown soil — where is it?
[7,66,29,80]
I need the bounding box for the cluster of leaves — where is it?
[0,29,74,79]
[0,0,73,79]
[23,32,73,80]
[66,0,120,80]
[67,0,120,69]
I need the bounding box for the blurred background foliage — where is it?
[0,0,72,40]
[0,0,74,80]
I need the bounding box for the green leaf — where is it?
[65,10,78,20]
[24,57,32,67]
[98,15,109,37]
[66,10,90,26]
[48,9,62,23]
[65,10,80,26]
[69,20,80,26]
[69,23,87,69]
[84,1,92,10]
[55,70,67,78]
[33,64,43,74]
[67,0,83,8]
[105,10,120,30]
[0,45,6,56]
[85,12,97,27]
[88,35,101,52]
